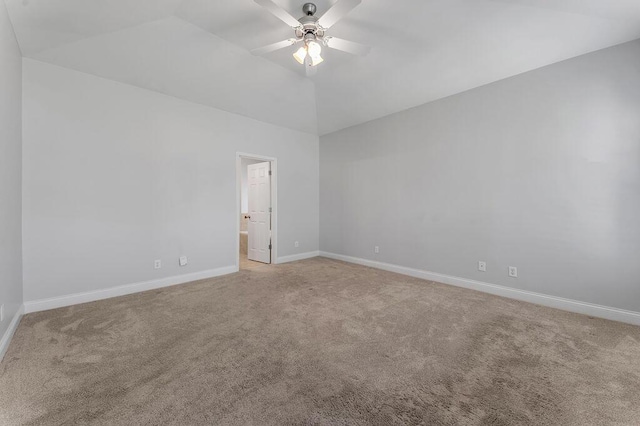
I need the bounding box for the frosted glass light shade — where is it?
[307,41,322,57]
[293,46,307,64]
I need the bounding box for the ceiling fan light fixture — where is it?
[307,40,323,66]
[311,54,324,66]
[293,46,308,64]
[307,40,322,57]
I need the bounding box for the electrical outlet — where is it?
[374,246,380,254]
[0,304,4,322]
[294,241,299,248]
[478,261,486,272]
[179,256,188,267]
[509,266,518,278]
[154,260,162,269]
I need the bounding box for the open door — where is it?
[247,162,271,264]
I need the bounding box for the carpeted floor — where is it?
[1,257,639,425]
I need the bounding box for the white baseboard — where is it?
[319,251,640,326]
[24,265,238,314]
[0,304,24,362]
[276,251,319,264]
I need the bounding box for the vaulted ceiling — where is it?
[6,0,640,135]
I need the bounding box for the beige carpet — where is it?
[1,257,639,425]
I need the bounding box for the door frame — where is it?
[236,152,277,269]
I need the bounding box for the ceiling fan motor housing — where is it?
[296,3,325,40]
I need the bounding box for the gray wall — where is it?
[0,1,23,339]
[23,59,319,302]
[320,40,640,312]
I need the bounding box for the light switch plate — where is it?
[179,256,188,267]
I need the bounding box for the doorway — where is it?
[236,153,277,270]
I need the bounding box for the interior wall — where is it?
[320,40,640,313]
[22,59,319,303]
[0,1,23,343]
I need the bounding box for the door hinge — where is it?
[268,244,272,250]
[269,207,272,213]
[268,170,272,176]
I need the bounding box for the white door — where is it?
[247,162,271,264]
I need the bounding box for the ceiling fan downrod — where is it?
[302,3,317,17]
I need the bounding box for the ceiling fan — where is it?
[252,0,371,76]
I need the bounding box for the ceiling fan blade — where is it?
[254,0,301,28]
[251,39,298,56]
[325,37,371,56]
[317,0,362,29]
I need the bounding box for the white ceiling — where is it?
[5,0,640,135]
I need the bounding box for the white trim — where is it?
[276,251,319,264]
[0,304,24,362]
[236,153,278,269]
[319,252,640,326]
[24,266,237,314]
